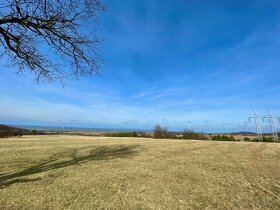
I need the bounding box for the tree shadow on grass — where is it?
[0,144,142,189]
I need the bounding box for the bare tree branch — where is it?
[0,0,105,83]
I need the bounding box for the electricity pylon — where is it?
[251,110,280,142]
[267,110,278,142]
[249,110,263,141]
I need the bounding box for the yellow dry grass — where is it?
[0,135,280,209]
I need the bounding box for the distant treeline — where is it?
[105,132,152,138]
[104,125,280,143]
[153,125,280,142]
[153,124,209,140]
[210,134,279,142]
[1,124,279,143]
[105,125,210,140]
[0,125,30,137]
[0,125,49,138]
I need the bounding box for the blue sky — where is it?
[1,0,280,132]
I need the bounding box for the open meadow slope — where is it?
[0,135,280,209]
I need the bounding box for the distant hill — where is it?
[0,124,30,137]
[230,131,256,135]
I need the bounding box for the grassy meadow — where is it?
[0,135,280,209]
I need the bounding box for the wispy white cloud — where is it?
[132,88,188,100]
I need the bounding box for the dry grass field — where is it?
[0,135,280,209]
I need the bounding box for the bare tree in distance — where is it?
[153,124,168,139]
[0,0,105,83]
